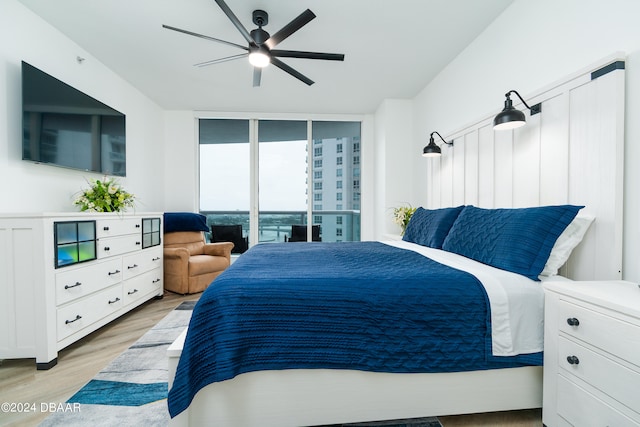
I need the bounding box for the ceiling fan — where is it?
[163,0,345,87]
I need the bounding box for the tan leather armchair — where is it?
[163,231,234,294]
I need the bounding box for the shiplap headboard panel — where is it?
[426,55,625,281]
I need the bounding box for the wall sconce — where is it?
[422,131,454,157]
[493,90,542,130]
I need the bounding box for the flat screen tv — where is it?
[22,61,126,176]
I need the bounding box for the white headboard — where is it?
[426,54,625,281]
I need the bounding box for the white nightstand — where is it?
[543,280,640,426]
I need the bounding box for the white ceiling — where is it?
[18,0,513,114]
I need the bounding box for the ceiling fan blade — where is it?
[271,50,344,61]
[162,24,248,50]
[271,57,314,86]
[194,53,248,67]
[265,9,316,49]
[214,0,255,46]
[253,67,262,87]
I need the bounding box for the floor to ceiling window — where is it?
[199,118,361,247]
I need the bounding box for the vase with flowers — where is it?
[74,177,136,213]
[392,204,417,236]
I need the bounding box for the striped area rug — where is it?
[40,301,194,426]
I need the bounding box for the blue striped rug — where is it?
[41,301,194,426]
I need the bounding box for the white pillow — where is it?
[540,214,595,277]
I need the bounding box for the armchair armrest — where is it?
[163,247,190,264]
[203,242,234,259]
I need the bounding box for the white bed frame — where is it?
[167,53,625,427]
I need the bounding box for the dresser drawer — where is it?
[122,247,162,280]
[96,218,142,238]
[558,299,640,367]
[57,285,123,341]
[55,258,122,305]
[97,234,142,258]
[123,270,162,306]
[558,336,640,414]
[557,375,638,427]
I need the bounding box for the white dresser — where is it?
[543,280,640,426]
[0,212,163,369]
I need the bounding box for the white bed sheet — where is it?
[382,240,556,357]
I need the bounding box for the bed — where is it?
[166,56,625,426]
[167,204,590,426]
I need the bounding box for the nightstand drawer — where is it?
[558,299,640,367]
[558,336,640,414]
[557,375,638,427]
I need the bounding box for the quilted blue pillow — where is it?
[441,205,583,280]
[164,212,209,233]
[402,206,464,248]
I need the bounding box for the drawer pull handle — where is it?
[136,241,141,246]
[152,278,161,284]
[152,257,161,261]
[128,264,138,269]
[135,224,141,228]
[108,269,121,276]
[108,297,121,304]
[103,226,110,231]
[566,355,580,365]
[128,289,139,295]
[65,315,82,324]
[104,246,110,252]
[567,317,580,326]
[65,282,82,289]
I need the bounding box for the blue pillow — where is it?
[402,206,464,249]
[164,212,209,233]
[441,205,583,280]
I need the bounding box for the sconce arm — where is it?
[431,131,454,147]
[506,90,542,115]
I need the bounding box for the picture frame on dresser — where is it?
[0,212,164,369]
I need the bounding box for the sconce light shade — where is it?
[422,139,442,157]
[422,132,453,158]
[493,90,541,131]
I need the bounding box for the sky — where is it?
[199,140,307,211]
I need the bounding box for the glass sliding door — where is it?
[199,119,251,249]
[199,117,361,248]
[311,121,361,242]
[258,120,308,243]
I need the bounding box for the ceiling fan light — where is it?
[249,50,270,68]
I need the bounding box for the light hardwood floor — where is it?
[0,291,542,427]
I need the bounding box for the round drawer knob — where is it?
[566,317,580,326]
[566,355,580,365]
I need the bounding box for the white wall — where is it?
[410,0,640,283]
[163,111,198,212]
[0,1,165,214]
[373,99,414,238]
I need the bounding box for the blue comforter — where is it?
[168,242,541,417]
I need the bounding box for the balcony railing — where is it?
[200,210,360,244]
